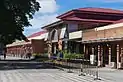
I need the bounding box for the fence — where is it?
[45,57,101,80]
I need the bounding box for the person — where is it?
[26,52,32,59]
[3,47,7,59]
[28,52,32,59]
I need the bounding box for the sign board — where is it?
[69,31,82,40]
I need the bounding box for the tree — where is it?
[0,0,40,45]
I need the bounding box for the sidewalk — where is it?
[0,56,33,60]
[98,67,123,82]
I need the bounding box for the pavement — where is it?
[0,56,33,60]
[98,67,123,82]
[0,56,122,82]
[0,69,112,82]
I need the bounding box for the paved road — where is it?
[99,68,123,82]
[0,56,120,82]
[0,69,112,82]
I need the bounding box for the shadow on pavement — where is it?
[0,60,56,70]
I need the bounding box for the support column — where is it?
[120,48,123,68]
[48,42,52,58]
[98,45,101,66]
[84,44,86,58]
[109,47,111,66]
[117,44,120,69]
[92,47,94,54]
[100,46,103,66]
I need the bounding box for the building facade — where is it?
[43,7,123,69]
[6,31,47,57]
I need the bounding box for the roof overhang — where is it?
[41,20,64,29]
[57,8,123,19]
[62,17,115,23]
[6,41,31,47]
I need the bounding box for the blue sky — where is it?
[56,0,123,14]
[23,0,123,36]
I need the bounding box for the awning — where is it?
[44,32,49,41]
[60,27,66,39]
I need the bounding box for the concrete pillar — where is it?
[48,43,52,58]
[121,48,123,67]
[92,47,94,54]
[98,45,101,66]
[109,47,111,66]
[117,44,120,69]
[84,44,86,58]
[100,46,103,66]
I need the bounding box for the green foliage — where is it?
[0,0,40,45]
[62,50,84,59]
[32,53,49,59]
[32,53,41,59]
[32,53,49,62]
[43,53,49,57]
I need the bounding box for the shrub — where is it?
[32,53,41,59]
[62,50,84,59]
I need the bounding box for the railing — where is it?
[45,57,101,80]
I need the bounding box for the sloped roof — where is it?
[41,20,64,29]
[57,7,123,19]
[77,7,123,14]
[7,31,47,47]
[63,16,115,23]
[114,19,123,24]
[28,31,46,38]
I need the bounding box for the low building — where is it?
[6,31,47,57]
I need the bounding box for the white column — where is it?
[92,47,94,54]
[109,47,111,66]
[117,44,120,69]
[98,45,101,66]
[84,44,86,57]
[100,46,103,66]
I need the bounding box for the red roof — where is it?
[77,7,123,14]
[114,19,123,24]
[63,17,115,23]
[28,31,46,38]
[57,7,123,19]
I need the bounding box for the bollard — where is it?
[67,59,73,73]
[94,64,101,80]
[79,58,85,76]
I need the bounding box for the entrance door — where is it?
[103,44,109,66]
[111,45,117,64]
[103,45,109,65]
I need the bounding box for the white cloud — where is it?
[37,0,59,14]
[24,0,59,36]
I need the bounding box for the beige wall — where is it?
[82,26,123,41]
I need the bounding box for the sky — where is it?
[23,0,123,36]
